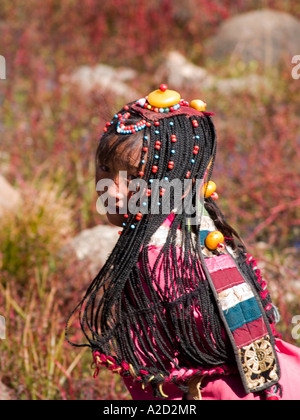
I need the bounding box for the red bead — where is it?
[186,171,191,178]
[171,135,177,142]
[192,120,198,127]
[193,149,198,154]
[160,188,166,196]
[146,122,151,127]
[194,145,200,150]
[211,192,219,200]
[180,99,189,106]
[146,189,151,196]
[139,171,144,176]
[124,105,129,110]
[124,214,129,218]
[154,121,160,126]
[143,147,148,152]
[103,127,108,132]
[152,166,158,173]
[160,84,168,92]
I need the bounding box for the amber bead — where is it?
[203,181,217,198]
[205,231,224,250]
[190,99,207,112]
[148,87,181,108]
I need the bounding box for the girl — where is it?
[67,85,300,400]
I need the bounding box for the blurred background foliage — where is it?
[0,0,299,400]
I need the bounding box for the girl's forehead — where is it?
[112,156,138,171]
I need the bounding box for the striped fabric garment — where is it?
[205,255,268,346]
[205,253,280,394]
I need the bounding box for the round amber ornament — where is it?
[190,99,207,112]
[205,231,224,250]
[203,181,217,198]
[148,86,181,108]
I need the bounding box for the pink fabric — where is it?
[161,212,176,227]
[123,339,300,400]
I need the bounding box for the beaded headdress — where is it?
[103,84,211,131]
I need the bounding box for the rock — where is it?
[61,64,138,100]
[66,224,120,277]
[214,74,270,95]
[0,175,21,217]
[155,51,214,90]
[0,381,16,400]
[155,51,267,95]
[206,9,300,66]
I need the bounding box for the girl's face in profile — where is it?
[96,142,144,227]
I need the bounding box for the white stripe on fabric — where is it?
[200,215,217,232]
[218,283,254,312]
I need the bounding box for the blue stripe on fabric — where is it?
[200,230,211,245]
[223,297,262,332]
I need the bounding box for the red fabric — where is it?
[232,317,268,349]
[209,267,245,293]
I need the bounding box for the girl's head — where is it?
[96,85,217,228]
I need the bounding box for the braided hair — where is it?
[67,101,277,396]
